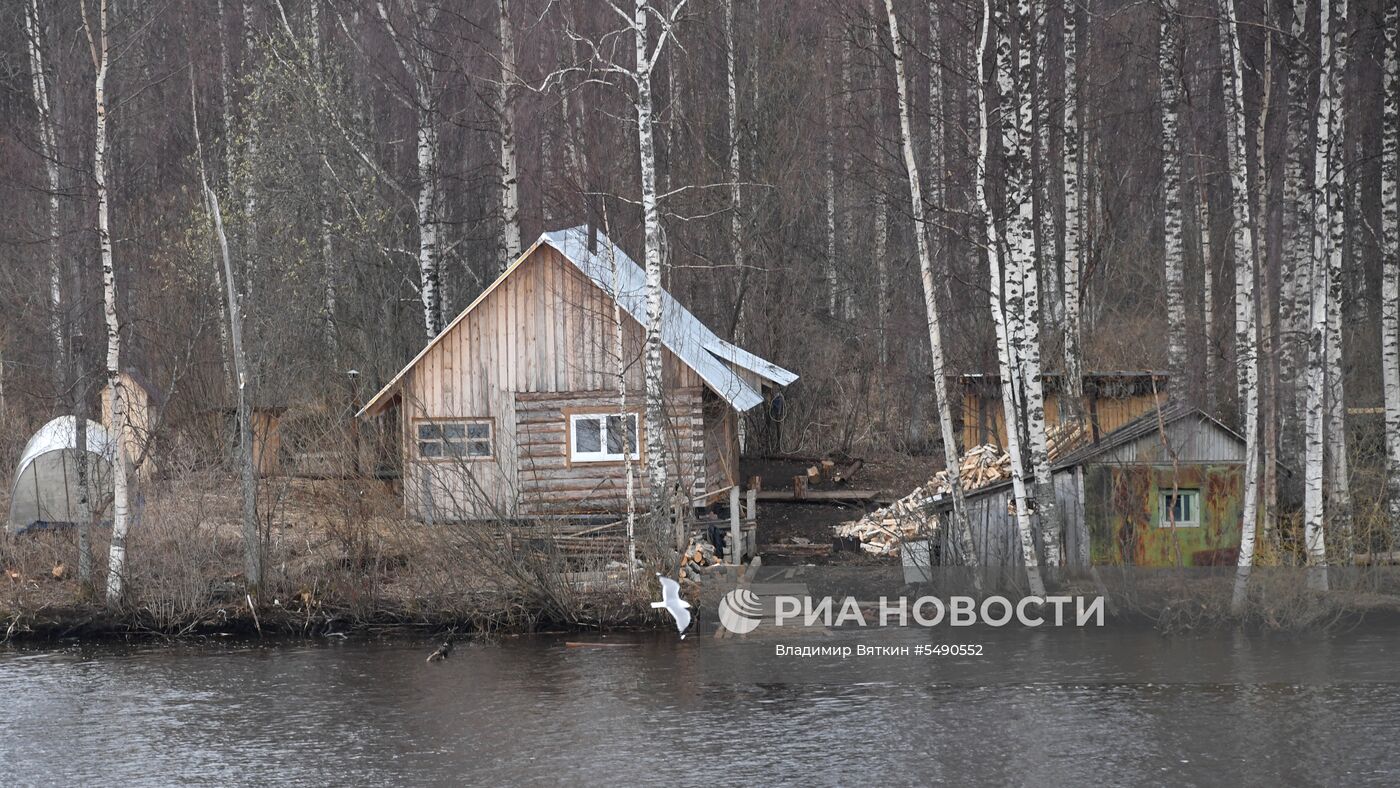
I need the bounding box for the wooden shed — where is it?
[100,368,165,482]
[934,404,1245,569]
[954,371,1169,451]
[358,226,797,521]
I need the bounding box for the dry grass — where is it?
[0,473,657,640]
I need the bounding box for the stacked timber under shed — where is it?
[834,421,1090,556]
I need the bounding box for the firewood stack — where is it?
[832,421,1090,556]
[679,535,722,580]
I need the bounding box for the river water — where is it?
[4,625,1400,786]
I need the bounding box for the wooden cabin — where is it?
[358,227,798,521]
[954,371,1169,451]
[933,404,1245,570]
[101,368,165,482]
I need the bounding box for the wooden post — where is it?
[793,474,807,500]
[729,485,742,564]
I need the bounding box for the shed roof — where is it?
[1048,402,1242,468]
[358,226,797,417]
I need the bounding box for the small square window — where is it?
[417,419,492,460]
[569,413,640,463]
[1159,489,1201,528]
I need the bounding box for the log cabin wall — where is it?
[397,245,718,520]
[515,388,704,514]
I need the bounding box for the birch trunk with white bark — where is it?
[311,1,337,361]
[1198,167,1214,401]
[83,0,131,604]
[1322,0,1350,562]
[377,1,442,338]
[1062,0,1085,418]
[1224,0,1264,609]
[1160,0,1188,388]
[1302,0,1349,591]
[192,75,260,591]
[633,0,673,514]
[1381,0,1400,538]
[1033,5,1061,336]
[25,0,63,381]
[726,0,745,342]
[498,0,521,266]
[984,0,1045,595]
[1004,0,1060,570]
[825,66,839,317]
[1280,0,1311,476]
[884,0,981,579]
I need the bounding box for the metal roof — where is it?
[358,227,796,417]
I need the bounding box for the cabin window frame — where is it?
[565,410,642,465]
[413,417,494,462]
[1157,487,1202,528]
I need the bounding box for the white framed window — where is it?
[417,419,492,460]
[1158,488,1201,527]
[568,412,639,463]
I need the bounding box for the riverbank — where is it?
[7,477,1400,643]
[1,476,663,642]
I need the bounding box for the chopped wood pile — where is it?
[679,534,722,580]
[832,421,1090,556]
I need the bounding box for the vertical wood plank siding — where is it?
[399,246,715,520]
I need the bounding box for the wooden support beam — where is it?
[729,485,742,564]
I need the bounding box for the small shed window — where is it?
[569,413,639,463]
[417,420,492,459]
[1159,488,1201,527]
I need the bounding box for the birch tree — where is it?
[81,0,131,603]
[574,0,690,516]
[1322,0,1350,559]
[376,1,443,337]
[982,0,1046,595]
[1382,0,1400,538]
[1062,0,1085,419]
[725,0,745,339]
[24,0,62,379]
[312,0,337,361]
[824,21,839,318]
[1002,0,1061,570]
[192,72,261,591]
[883,0,981,580]
[498,0,522,266]
[1032,6,1059,335]
[1224,0,1263,609]
[1160,0,1188,386]
[1280,0,1312,467]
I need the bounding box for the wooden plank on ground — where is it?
[757,489,880,502]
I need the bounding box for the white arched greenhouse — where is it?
[7,416,117,532]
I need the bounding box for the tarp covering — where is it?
[7,416,116,531]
